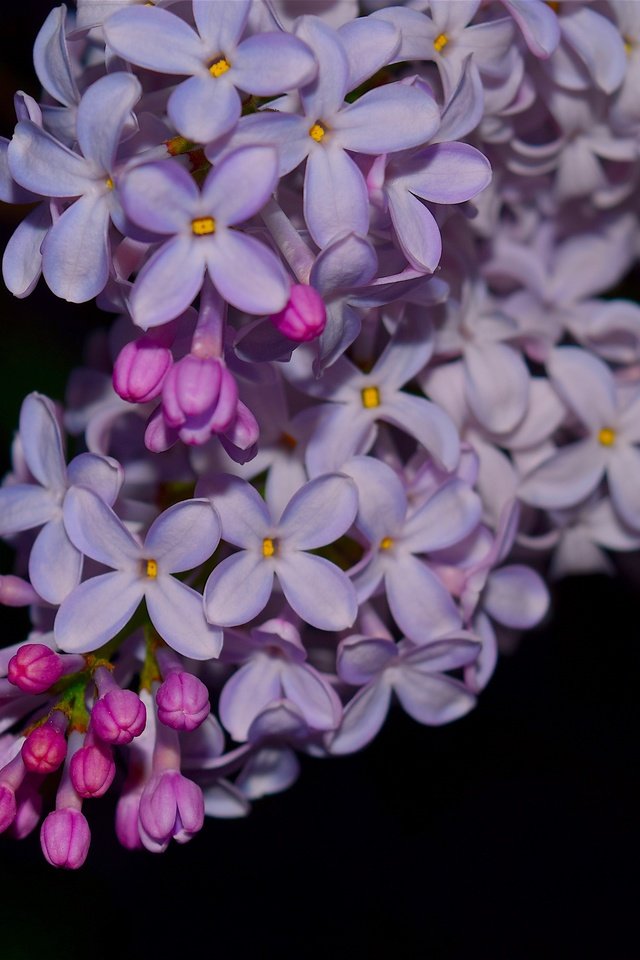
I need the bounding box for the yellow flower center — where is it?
[145,559,158,579]
[598,427,616,447]
[209,58,231,78]
[192,216,216,236]
[309,122,326,143]
[280,432,298,450]
[546,1,560,12]
[262,537,276,558]
[379,537,394,551]
[433,33,449,53]
[105,177,114,190]
[361,386,381,409]
[624,37,634,55]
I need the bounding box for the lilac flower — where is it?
[199,473,358,631]
[104,0,317,143]
[328,631,480,755]
[0,393,122,603]
[120,148,290,328]
[519,348,640,529]
[285,316,459,475]
[55,489,222,659]
[8,72,142,302]
[219,619,342,742]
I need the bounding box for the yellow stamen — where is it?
[379,536,394,551]
[146,559,158,579]
[433,33,449,53]
[361,386,380,409]
[280,432,298,450]
[309,122,326,143]
[105,177,114,190]
[598,427,616,447]
[209,58,231,78]
[546,0,560,12]
[191,216,216,236]
[262,537,276,558]
[624,37,633,55]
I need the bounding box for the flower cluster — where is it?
[0,0,639,866]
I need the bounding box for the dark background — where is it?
[0,4,638,958]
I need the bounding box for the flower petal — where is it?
[402,479,482,554]
[219,657,282,742]
[385,555,461,643]
[204,551,274,627]
[201,145,279,226]
[130,235,205,329]
[104,6,206,74]
[464,341,530,434]
[42,193,110,303]
[55,572,143,653]
[196,474,269,547]
[120,159,199,235]
[144,499,220,573]
[0,485,57,536]
[207,229,289,315]
[518,440,606,509]
[381,393,460,472]
[146,576,222,659]
[327,679,391,754]
[168,74,240,144]
[278,474,358,548]
[76,72,141,173]
[29,517,82,605]
[232,32,317,96]
[336,82,440,154]
[63,486,140,569]
[483,565,549,629]
[393,670,476,726]
[277,552,357,631]
[607,444,640,530]
[304,145,369,249]
[19,392,66,491]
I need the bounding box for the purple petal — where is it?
[343,455,407,544]
[33,5,79,108]
[402,479,482,553]
[120,159,199,235]
[398,142,491,203]
[219,658,281,742]
[207,229,289,315]
[280,664,341,731]
[304,145,369,249]
[387,183,442,273]
[76,73,141,173]
[328,679,391,754]
[66,453,122,506]
[336,83,440,154]
[402,636,481,673]
[29,518,82,605]
[8,121,91,197]
[464,341,529,434]
[232,32,317,95]
[104,7,206,75]
[55,572,143,653]
[63,486,140,570]
[196,474,270,547]
[2,203,49,298]
[548,347,617,432]
[19,393,66,491]
[0,485,57,536]
[204,551,274,626]
[518,440,607,509]
[144,499,220,573]
[337,635,397,685]
[193,0,250,52]
[386,555,461,643]
[393,670,476,726]
[201,146,279,226]
[169,74,240,144]
[310,232,378,296]
[296,16,349,119]
[304,404,377,477]
[236,746,299,800]
[502,0,560,59]
[608,445,640,530]
[42,194,110,303]
[560,7,626,94]
[146,577,222,659]
[277,552,357,631]
[339,16,400,90]
[373,315,434,391]
[483,565,549,629]
[278,474,358,548]
[130,235,205,329]
[220,112,310,177]
[381,393,460,472]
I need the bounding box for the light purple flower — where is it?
[55,489,222,659]
[120,148,290,327]
[199,473,358,631]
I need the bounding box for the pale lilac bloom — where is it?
[199,473,358,631]
[120,148,290,327]
[219,618,342,742]
[8,72,142,302]
[496,0,560,59]
[0,393,122,604]
[33,4,81,144]
[328,630,480,755]
[543,3,626,95]
[55,489,222,659]
[344,456,480,642]
[519,347,640,529]
[104,0,317,143]
[285,315,459,475]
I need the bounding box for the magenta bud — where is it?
[156,672,210,731]
[113,337,173,404]
[0,783,17,833]
[269,285,326,342]
[0,575,40,607]
[40,808,91,869]
[70,741,115,798]
[22,726,67,775]
[91,689,146,745]
[9,784,42,840]
[8,644,64,694]
[139,771,204,847]
[115,789,144,850]
[162,355,238,435]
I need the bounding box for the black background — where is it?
[0,4,638,957]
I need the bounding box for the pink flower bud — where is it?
[0,783,17,833]
[70,740,115,798]
[0,575,40,607]
[115,788,144,850]
[139,770,204,847]
[269,285,326,342]
[162,355,238,437]
[8,644,64,694]
[9,784,42,840]
[113,337,173,403]
[156,672,210,731]
[22,725,67,775]
[91,689,147,745]
[40,808,91,869]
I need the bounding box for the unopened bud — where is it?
[113,337,173,404]
[269,285,326,342]
[40,808,91,869]
[156,672,210,731]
